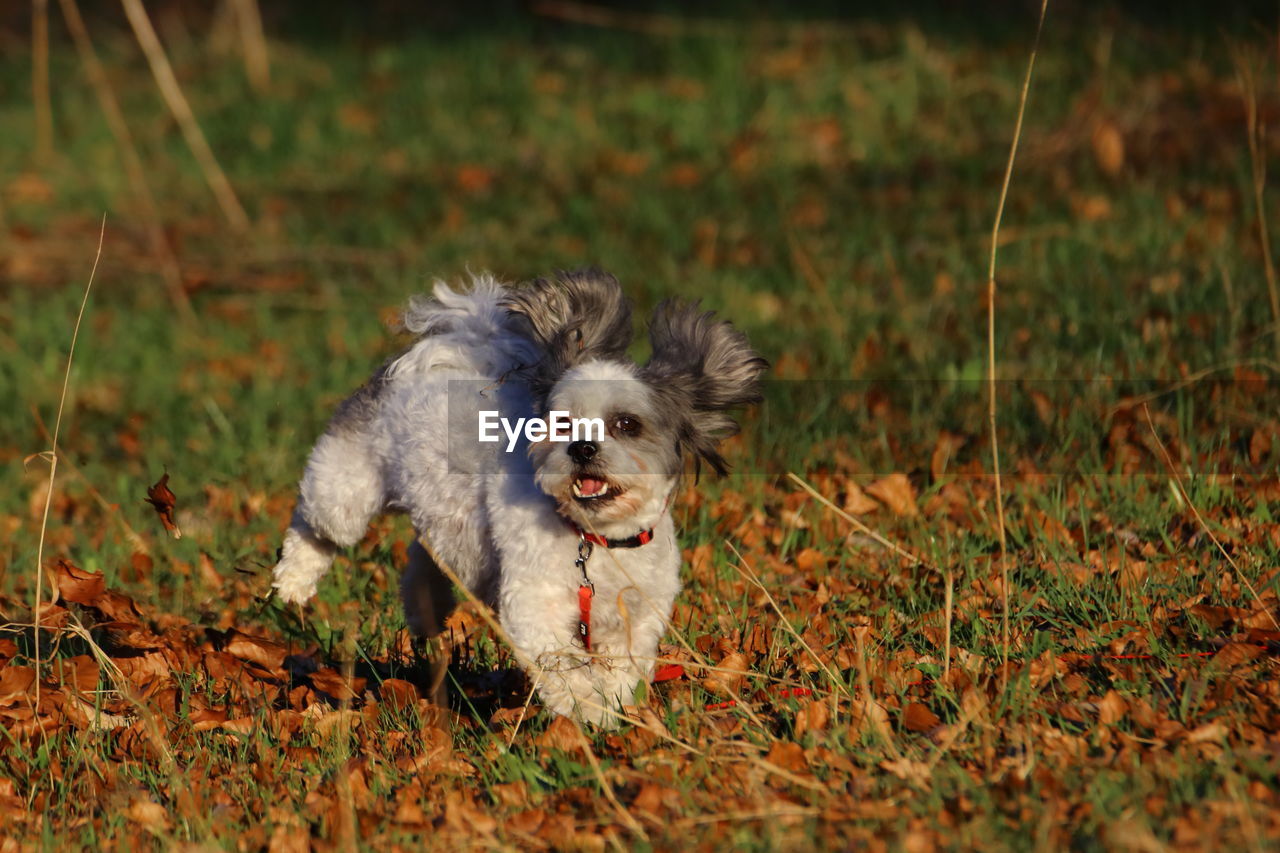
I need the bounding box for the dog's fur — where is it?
[271,270,765,725]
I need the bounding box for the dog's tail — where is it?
[387,273,538,378]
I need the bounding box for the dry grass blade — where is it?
[32,215,105,703]
[1235,49,1280,363]
[1141,404,1279,631]
[1106,358,1280,418]
[31,405,150,556]
[854,628,902,762]
[120,0,251,232]
[506,666,545,748]
[987,0,1049,683]
[786,472,930,568]
[724,542,851,700]
[787,471,953,675]
[33,0,54,159]
[230,0,270,92]
[60,0,192,321]
[571,717,650,840]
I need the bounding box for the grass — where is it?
[1,1,1280,849]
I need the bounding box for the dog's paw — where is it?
[272,564,318,605]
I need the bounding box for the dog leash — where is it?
[567,520,655,652]
[575,538,595,651]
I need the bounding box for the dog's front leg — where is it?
[272,509,339,605]
[583,603,671,722]
[272,421,388,604]
[498,593,624,725]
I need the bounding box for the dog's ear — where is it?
[504,268,633,395]
[642,300,768,476]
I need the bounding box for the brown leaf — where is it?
[145,474,181,539]
[455,165,494,194]
[1213,642,1263,667]
[929,432,966,482]
[764,741,808,774]
[866,473,918,517]
[534,716,588,753]
[794,698,830,737]
[702,651,748,696]
[378,678,420,712]
[52,560,105,607]
[444,790,497,835]
[1091,120,1125,176]
[1096,690,1128,725]
[0,667,36,706]
[224,630,287,670]
[310,667,366,701]
[125,799,171,832]
[48,655,99,696]
[842,482,879,515]
[903,702,942,733]
[794,548,827,573]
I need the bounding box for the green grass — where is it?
[2,2,1280,850]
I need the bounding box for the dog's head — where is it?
[511,272,767,538]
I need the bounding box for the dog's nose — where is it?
[567,441,598,464]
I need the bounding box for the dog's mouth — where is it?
[571,475,621,504]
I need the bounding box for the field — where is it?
[2,2,1280,849]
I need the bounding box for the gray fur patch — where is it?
[641,300,768,475]
[502,268,634,398]
[328,361,391,434]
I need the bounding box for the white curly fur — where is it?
[271,271,762,726]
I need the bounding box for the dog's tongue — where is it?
[578,477,607,496]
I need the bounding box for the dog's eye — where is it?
[613,415,641,435]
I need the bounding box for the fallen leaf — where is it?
[0,667,36,705]
[223,630,288,670]
[378,678,420,712]
[903,702,942,733]
[310,667,366,701]
[145,474,181,539]
[842,482,879,515]
[866,473,918,517]
[125,799,171,833]
[765,741,808,774]
[534,716,588,753]
[1091,120,1125,176]
[1212,643,1263,667]
[702,652,748,696]
[52,560,105,606]
[929,432,966,482]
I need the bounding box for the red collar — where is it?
[566,520,654,549]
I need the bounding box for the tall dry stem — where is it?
[1237,51,1280,363]
[120,0,251,232]
[987,0,1048,683]
[230,0,270,92]
[33,0,54,159]
[32,216,105,702]
[61,0,193,321]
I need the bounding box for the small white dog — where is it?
[271,270,765,725]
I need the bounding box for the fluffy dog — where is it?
[271,270,765,725]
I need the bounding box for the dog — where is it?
[270,269,766,725]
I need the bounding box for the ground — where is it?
[1,2,1280,850]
